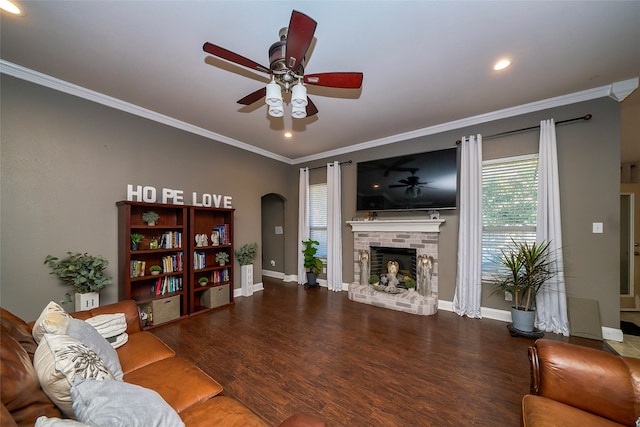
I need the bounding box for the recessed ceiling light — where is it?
[0,0,21,14]
[494,59,511,71]
[284,132,293,138]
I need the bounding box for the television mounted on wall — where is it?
[356,147,458,211]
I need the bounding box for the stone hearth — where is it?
[347,219,444,316]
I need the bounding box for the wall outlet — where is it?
[592,222,603,233]
[505,292,513,302]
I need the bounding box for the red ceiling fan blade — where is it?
[237,88,267,105]
[285,10,317,71]
[203,42,271,75]
[304,72,363,89]
[306,97,318,117]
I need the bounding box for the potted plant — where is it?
[301,239,323,287]
[130,233,144,250]
[149,265,162,276]
[404,277,416,292]
[142,211,159,226]
[235,242,258,296]
[369,274,380,286]
[198,277,209,286]
[490,239,557,333]
[215,252,230,266]
[44,252,113,310]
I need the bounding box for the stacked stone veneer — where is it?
[347,220,443,316]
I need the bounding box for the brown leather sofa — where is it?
[522,338,640,427]
[1,300,325,427]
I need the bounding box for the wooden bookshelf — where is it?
[188,206,235,315]
[117,201,188,328]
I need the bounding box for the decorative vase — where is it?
[131,243,139,251]
[306,271,318,287]
[241,264,254,296]
[147,221,156,226]
[151,271,160,276]
[219,261,226,266]
[511,307,536,332]
[75,292,99,312]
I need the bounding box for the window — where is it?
[309,183,327,259]
[482,154,538,279]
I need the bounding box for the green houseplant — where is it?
[44,252,113,305]
[369,274,380,285]
[198,277,209,286]
[142,211,159,226]
[130,233,144,250]
[215,252,230,265]
[301,239,323,287]
[149,265,162,275]
[234,243,258,265]
[490,240,557,332]
[404,277,416,291]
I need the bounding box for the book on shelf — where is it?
[212,268,230,284]
[159,231,182,249]
[161,252,183,273]
[193,251,206,269]
[130,260,146,278]
[151,275,183,296]
[212,224,229,245]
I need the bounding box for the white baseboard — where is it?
[261,269,284,280]
[233,282,264,298]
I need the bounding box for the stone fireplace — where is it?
[347,219,444,315]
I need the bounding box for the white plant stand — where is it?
[241,265,254,296]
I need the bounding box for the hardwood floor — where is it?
[151,277,608,427]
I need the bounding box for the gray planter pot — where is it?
[306,272,318,286]
[511,307,536,332]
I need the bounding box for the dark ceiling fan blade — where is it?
[285,10,317,71]
[203,42,271,74]
[306,97,318,117]
[237,88,267,105]
[304,72,363,88]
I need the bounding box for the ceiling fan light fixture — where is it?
[265,79,283,107]
[291,83,307,107]
[268,104,284,117]
[291,105,307,119]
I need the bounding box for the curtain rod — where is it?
[455,114,592,145]
[305,160,353,171]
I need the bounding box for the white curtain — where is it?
[453,134,483,318]
[297,168,310,285]
[536,119,569,335]
[326,162,343,291]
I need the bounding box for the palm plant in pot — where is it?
[44,252,113,310]
[490,240,557,333]
[301,239,323,287]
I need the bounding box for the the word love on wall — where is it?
[127,184,233,208]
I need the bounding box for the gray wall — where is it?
[261,193,285,273]
[1,75,293,320]
[1,74,622,331]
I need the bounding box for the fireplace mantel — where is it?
[346,219,445,233]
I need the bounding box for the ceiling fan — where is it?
[202,10,363,119]
[389,170,430,197]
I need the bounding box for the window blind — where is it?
[309,183,328,258]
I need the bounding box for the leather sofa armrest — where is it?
[530,339,640,425]
[71,300,142,334]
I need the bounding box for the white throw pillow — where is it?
[71,377,185,427]
[32,301,71,343]
[66,318,124,381]
[34,334,113,418]
[35,416,93,427]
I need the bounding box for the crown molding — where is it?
[0,60,292,164]
[292,81,625,164]
[1,60,632,166]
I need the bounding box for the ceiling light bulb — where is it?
[265,80,283,107]
[284,132,293,138]
[291,105,307,119]
[494,59,511,71]
[291,83,308,107]
[0,0,21,14]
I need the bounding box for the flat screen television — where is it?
[356,147,458,211]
